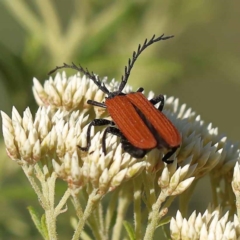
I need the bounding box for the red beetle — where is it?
[49,34,181,163]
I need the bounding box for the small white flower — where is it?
[33,72,106,113]
[158,162,195,196]
[170,207,240,240]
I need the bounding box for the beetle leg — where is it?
[102,126,149,158]
[79,119,115,151]
[149,94,164,111]
[162,146,178,164]
[87,100,106,108]
[136,87,144,92]
[102,126,122,155]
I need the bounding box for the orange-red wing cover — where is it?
[105,95,156,149]
[126,92,181,148]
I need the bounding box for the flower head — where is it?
[170,207,240,239]
[2,72,239,195]
[2,71,240,240]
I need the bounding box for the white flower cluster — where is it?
[2,71,240,239]
[1,73,148,194]
[1,72,239,196]
[170,207,240,240]
[160,95,239,179]
[33,72,106,116]
[158,161,195,196]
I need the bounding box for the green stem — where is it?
[45,208,57,240]
[46,173,58,240]
[112,186,132,240]
[75,188,102,239]
[22,164,47,208]
[22,164,58,239]
[72,193,84,219]
[34,165,58,240]
[210,174,219,207]
[97,202,105,239]
[81,230,92,240]
[143,190,168,240]
[142,172,156,208]
[87,211,102,240]
[72,189,102,240]
[54,188,71,217]
[133,177,142,240]
[105,188,120,236]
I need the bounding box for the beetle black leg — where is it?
[149,94,164,111]
[79,119,115,151]
[102,126,148,158]
[162,146,178,164]
[87,100,106,108]
[136,87,144,92]
[102,126,122,155]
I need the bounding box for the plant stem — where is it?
[22,164,47,208]
[55,188,71,217]
[210,174,219,207]
[143,190,168,240]
[133,177,142,240]
[105,188,120,236]
[112,186,132,240]
[23,164,58,239]
[81,230,92,240]
[72,189,102,240]
[45,208,57,240]
[142,172,156,209]
[97,202,105,239]
[74,188,102,239]
[45,172,58,240]
[72,193,84,219]
[87,212,103,240]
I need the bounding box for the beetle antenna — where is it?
[118,34,174,93]
[48,62,110,94]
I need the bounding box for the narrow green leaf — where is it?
[27,206,48,239]
[156,216,171,228]
[41,213,49,239]
[123,221,135,240]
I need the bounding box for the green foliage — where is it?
[28,207,48,240]
[123,221,136,240]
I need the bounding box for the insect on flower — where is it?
[49,34,181,163]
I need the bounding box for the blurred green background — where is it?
[0,0,240,239]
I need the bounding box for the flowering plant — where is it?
[1,72,240,240]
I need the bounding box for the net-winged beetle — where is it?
[49,34,181,164]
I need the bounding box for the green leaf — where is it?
[41,214,49,239]
[123,221,135,240]
[27,206,48,239]
[156,216,171,228]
